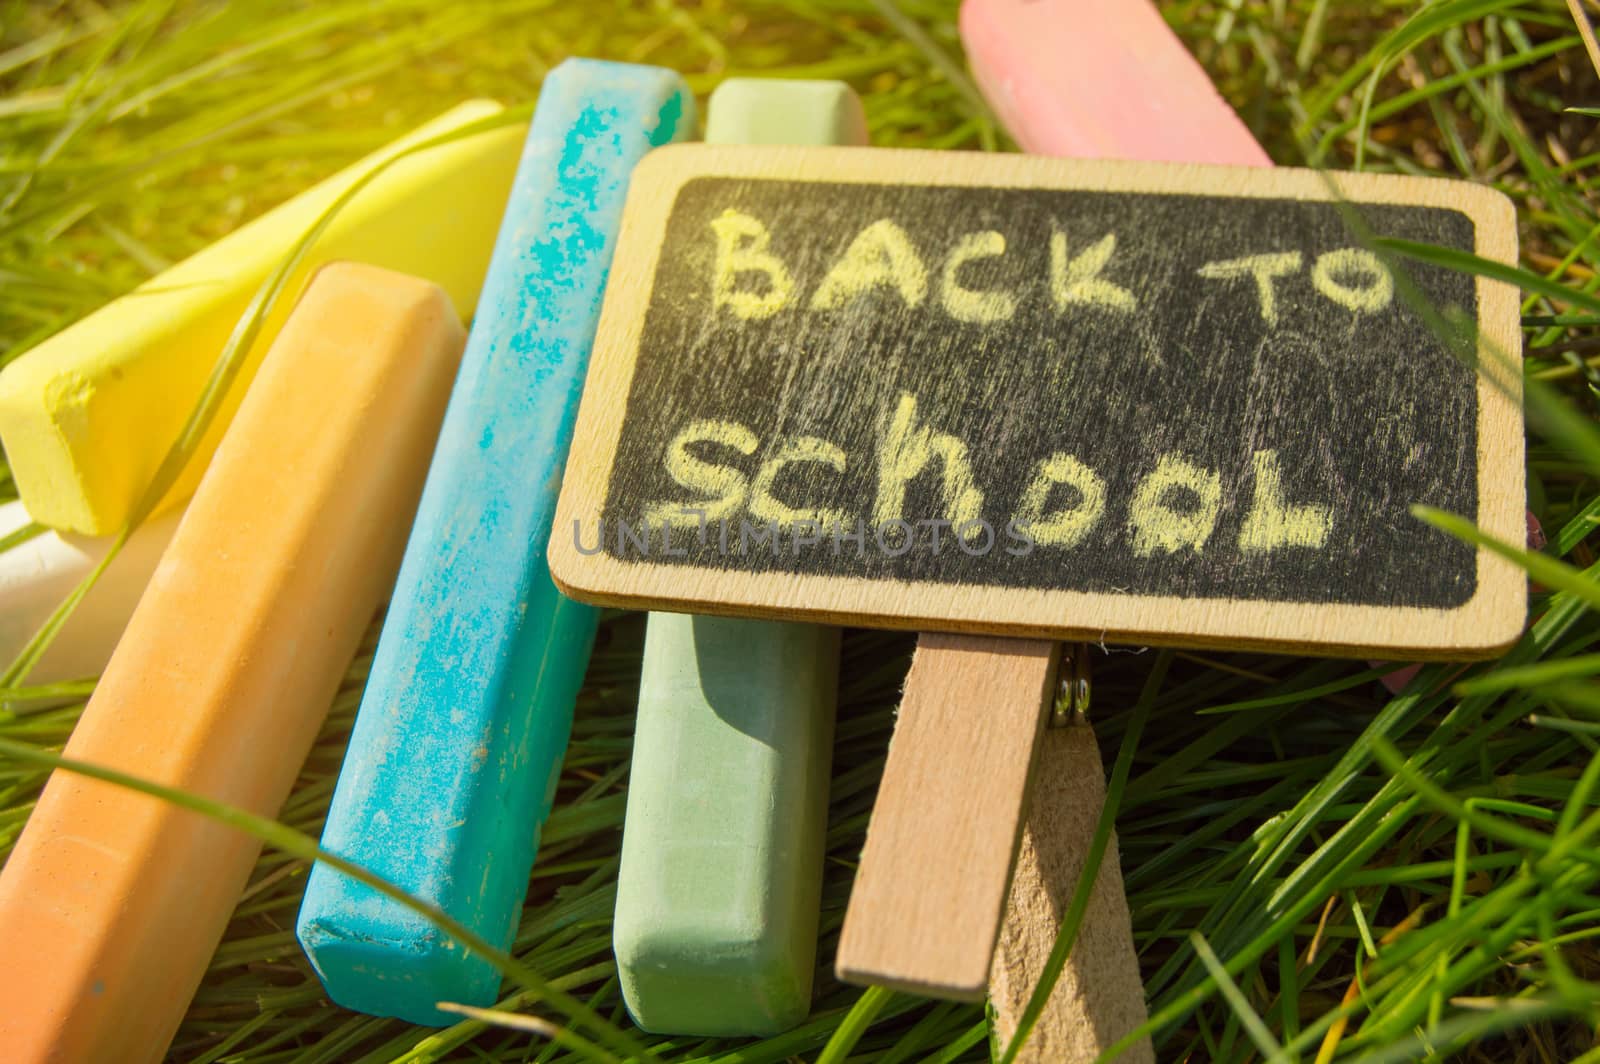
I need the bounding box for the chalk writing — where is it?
[599,177,1481,608]
[710,215,1392,326]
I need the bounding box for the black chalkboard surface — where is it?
[551,146,1524,657]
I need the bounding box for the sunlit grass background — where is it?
[4,1,1600,1060]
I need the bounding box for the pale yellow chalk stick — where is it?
[0,498,181,691]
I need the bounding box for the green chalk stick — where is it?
[696,76,869,146]
[615,616,840,1035]
[611,78,867,1038]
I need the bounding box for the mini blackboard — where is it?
[550,146,1524,657]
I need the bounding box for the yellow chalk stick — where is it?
[0,263,465,1064]
[0,100,521,534]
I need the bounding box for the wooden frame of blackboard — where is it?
[550,145,1524,659]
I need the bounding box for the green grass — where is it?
[3,1,1600,1060]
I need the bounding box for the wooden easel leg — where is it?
[990,723,1154,1063]
[836,634,1057,999]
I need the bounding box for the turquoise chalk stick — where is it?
[296,58,692,1026]
[611,78,866,1038]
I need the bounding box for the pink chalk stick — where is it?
[961,0,1272,166]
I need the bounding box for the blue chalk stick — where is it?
[296,58,692,1025]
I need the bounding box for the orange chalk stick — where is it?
[0,263,465,1064]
